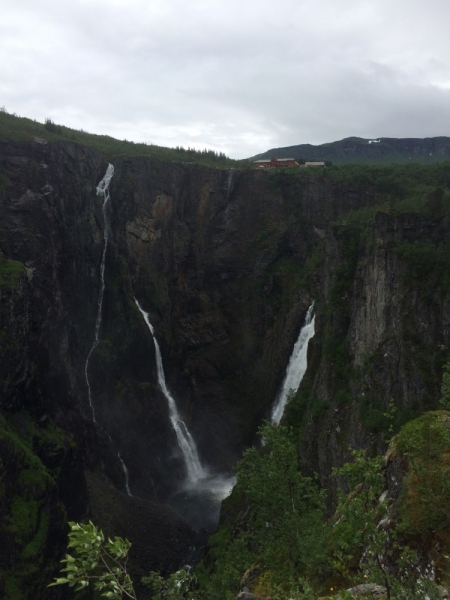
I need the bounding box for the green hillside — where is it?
[0,109,245,168]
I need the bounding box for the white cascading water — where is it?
[84,163,114,424]
[134,296,235,525]
[118,452,132,496]
[271,303,315,424]
[134,298,206,484]
[84,164,132,496]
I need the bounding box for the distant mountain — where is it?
[250,136,450,164]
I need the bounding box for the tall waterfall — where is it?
[83,164,132,496]
[84,163,114,424]
[226,169,234,197]
[271,304,315,424]
[134,298,206,484]
[118,452,132,496]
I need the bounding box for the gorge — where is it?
[1,137,450,598]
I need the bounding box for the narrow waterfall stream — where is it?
[226,169,234,197]
[118,452,132,497]
[271,304,315,424]
[84,164,132,496]
[134,298,235,533]
[134,299,206,483]
[84,164,114,425]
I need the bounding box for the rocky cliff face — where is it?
[0,140,449,596]
[295,210,450,499]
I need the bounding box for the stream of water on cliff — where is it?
[84,164,132,496]
[271,303,315,424]
[226,169,234,197]
[85,163,114,425]
[134,298,235,531]
[134,299,206,482]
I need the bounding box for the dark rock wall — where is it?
[1,139,449,595]
[105,159,376,491]
[0,140,372,497]
[296,211,450,500]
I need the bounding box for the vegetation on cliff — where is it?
[196,423,327,599]
[0,413,72,599]
[193,368,450,599]
[52,406,450,599]
[0,253,24,291]
[2,129,450,599]
[0,109,246,168]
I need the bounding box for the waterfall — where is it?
[83,164,132,497]
[134,298,206,484]
[226,169,234,197]
[118,452,132,496]
[134,298,236,532]
[271,304,315,424]
[84,163,114,424]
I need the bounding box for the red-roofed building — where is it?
[253,157,298,168]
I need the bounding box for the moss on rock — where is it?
[388,411,450,584]
[0,255,24,291]
[0,413,71,598]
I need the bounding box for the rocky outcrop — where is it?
[297,210,450,498]
[0,413,76,598]
[84,470,195,599]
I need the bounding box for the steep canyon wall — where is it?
[1,140,449,595]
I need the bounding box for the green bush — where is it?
[49,521,137,599]
[197,423,327,599]
[0,255,24,290]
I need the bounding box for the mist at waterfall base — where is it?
[168,304,316,541]
[84,170,313,556]
[134,299,235,534]
[271,304,316,424]
[84,166,231,537]
[131,299,315,534]
[86,168,312,529]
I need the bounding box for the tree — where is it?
[49,521,137,599]
[331,444,442,600]
[44,118,62,134]
[142,570,197,600]
[439,361,450,410]
[197,423,327,599]
[426,187,445,217]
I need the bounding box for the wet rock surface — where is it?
[0,139,376,501]
[1,139,450,596]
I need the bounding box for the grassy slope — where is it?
[0,109,247,169]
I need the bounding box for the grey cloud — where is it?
[1,0,450,157]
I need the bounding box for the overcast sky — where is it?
[1,0,450,158]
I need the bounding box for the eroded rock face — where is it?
[298,210,450,498]
[1,140,450,594]
[0,141,375,494]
